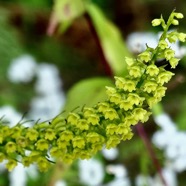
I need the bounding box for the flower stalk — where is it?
[0,11,185,172]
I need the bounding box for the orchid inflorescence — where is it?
[0,11,186,172]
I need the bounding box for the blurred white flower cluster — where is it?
[135,165,177,186]
[127,31,186,58]
[6,54,65,121]
[153,113,186,173]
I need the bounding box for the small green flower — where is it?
[157,71,174,85]
[87,114,100,125]
[167,32,178,43]
[104,108,118,120]
[138,51,151,62]
[116,124,129,135]
[97,102,110,113]
[129,65,142,78]
[146,64,160,76]
[169,57,180,68]
[122,131,134,141]
[143,81,158,93]
[106,135,120,149]
[67,113,80,125]
[28,151,41,162]
[127,93,144,106]
[26,128,39,141]
[11,126,22,139]
[125,57,135,66]
[45,129,56,141]
[174,12,184,19]
[83,107,96,117]
[164,49,175,60]
[106,124,118,135]
[72,136,85,149]
[22,156,32,167]
[2,126,11,137]
[59,130,73,141]
[123,80,136,92]
[50,146,63,158]
[91,143,103,153]
[151,18,162,26]
[125,115,138,126]
[147,97,159,108]
[154,86,167,98]
[132,108,147,121]
[36,139,49,151]
[77,119,89,130]
[158,40,168,50]
[119,100,133,111]
[6,159,17,171]
[87,132,103,143]
[57,139,69,149]
[5,142,17,154]
[108,93,122,105]
[16,136,28,148]
[62,153,74,164]
[37,157,50,172]
[172,19,179,25]
[115,76,125,89]
[178,33,186,42]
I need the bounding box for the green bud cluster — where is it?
[0,11,185,172]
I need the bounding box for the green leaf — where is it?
[50,0,86,33]
[87,3,132,76]
[63,77,114,114]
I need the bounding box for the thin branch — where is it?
[136,123,167,186]
[84,12,113,77]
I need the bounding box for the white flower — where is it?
[135,174,154,186]
[127,32,157,53]
[78,159,104,186]
[153,165,177,186]
[7,55,37,83]
[55,180,67,186]
[0,106,22,127]
[102,148,119,160]
[106,164,127,178]
[35,63,62,95]
[172,156,186,172]
[9,163,26,186]
[105,165,130,186]
[29,63,65,121]
[153,113,176,131]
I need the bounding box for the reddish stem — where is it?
[84,12,113,77]
[136,123,167,186]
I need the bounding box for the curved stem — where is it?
[136,123,167,186]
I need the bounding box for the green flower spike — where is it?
[0,10,185,172]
